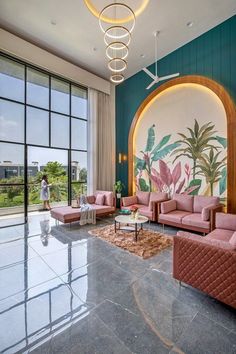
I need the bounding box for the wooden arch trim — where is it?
[128,75,236,213]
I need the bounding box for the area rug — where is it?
[88,224,173,259]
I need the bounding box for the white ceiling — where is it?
[0,0,235,81]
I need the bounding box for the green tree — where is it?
[172,119,219,179]
[79,168,87,182]
[43,161,66,178]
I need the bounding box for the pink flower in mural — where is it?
[172,162,181,192]
[150,168,164,191]
[159,160,173,187]
[184,163,191,183]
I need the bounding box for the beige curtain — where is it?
[97,91,115,190]
[88,88,115,193]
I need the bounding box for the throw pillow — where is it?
[95,194,105,205]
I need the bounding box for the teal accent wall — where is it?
[116,15,236,195]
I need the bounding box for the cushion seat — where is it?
[51,204,115,223]
[159,210,191,224]
[138,206,153,219]
[206,228,234,242]
[182,213,210,230]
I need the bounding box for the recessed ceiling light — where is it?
[187,21,193,28]
[140,54,145,58]
[50,20,57,25]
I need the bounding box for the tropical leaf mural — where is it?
[134,120,227,200]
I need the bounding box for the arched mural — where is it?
[128,76,236,212]
[133,84,227,202]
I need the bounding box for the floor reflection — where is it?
[0,214,90,353]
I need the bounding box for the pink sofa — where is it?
[173,213,236,309]
[121,191,168,222]
[159,194,222,233]
[51,191,116,224]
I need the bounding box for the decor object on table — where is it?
[129,205,139,220]
[173,212,236,309]
[159,194,223,233]
[143,31,179,90]
[121,191,168,222]
[88,224,172,259]
[71,199,80,208]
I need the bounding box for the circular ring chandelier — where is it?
[106,42,129,60]
[108,58,127,72]
[104,26,131,47]
[89,1,141,83]
[84,0,148,23]
[110,73,124,84]
[99,3,136,34]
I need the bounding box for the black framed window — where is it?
[0,53,88,227]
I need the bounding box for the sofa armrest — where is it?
[160,199,176,214]
[121,195,138,207]
[209,204,224,231]
[150,198,169,219]
[173,232,236,308]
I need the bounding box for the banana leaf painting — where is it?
[134,119,227,199]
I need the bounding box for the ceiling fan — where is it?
[143,31,180,90]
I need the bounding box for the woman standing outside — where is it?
[40,175,51,210]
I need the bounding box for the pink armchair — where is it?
[121,191,168,222]
[173,212,236,309]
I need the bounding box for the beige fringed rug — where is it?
[88,224,173,259]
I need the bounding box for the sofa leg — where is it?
[179,281,182,287]
[162,224,165,233]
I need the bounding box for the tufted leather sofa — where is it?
[173,213,236,308]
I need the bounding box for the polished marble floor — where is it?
[0,213,236,354]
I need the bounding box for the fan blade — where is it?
[158,73,180,81]
[142,67,157,81]
[146,79,158,90]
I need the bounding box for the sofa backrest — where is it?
[136,191,150,206]
[150,192,168,202]
[95,191,114,207]
[173,193,193,212]
[149,192,168,211]
[216,212,236,231]
[194,195,219,213]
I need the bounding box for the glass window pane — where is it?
[71,150,87,198]
[51,78,69,114]
[71,118,87,150]
[0,56,25,102]
[71,86,87,119]
[27,107,49,146]
[27,68,49,109]
[0,185,25,227]
[28,146,68,208]
[71,151,87,182]
[51,113,69,148]
[0,142,24,183]
[0,99,24,143]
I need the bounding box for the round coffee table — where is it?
[114,214,149,242]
